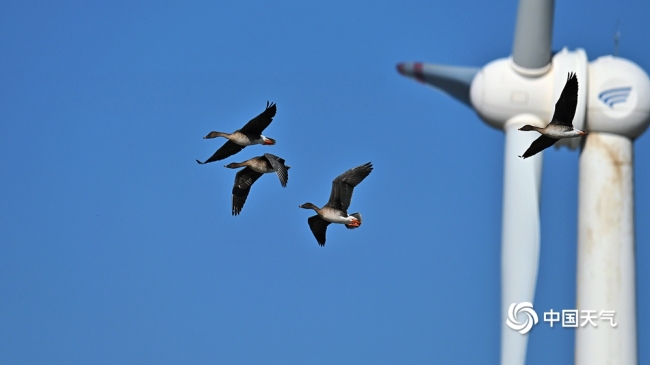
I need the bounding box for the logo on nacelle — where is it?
[598,87,632,108]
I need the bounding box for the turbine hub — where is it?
[469,48,588,150]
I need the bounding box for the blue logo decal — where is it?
[599,87,632,108]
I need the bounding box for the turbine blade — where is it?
[396,62,479,107]
[501,115,543,365]
[512,0,555,73]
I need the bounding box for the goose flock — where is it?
[196,72,585,246]
[197,102,372,246]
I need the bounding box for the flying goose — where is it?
[226,153,289,216]
[197,101,277,164]
[519,72,587,159]
[299,162,373,246]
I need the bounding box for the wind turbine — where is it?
[396,0,650,364]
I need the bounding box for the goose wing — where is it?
[240,101,277,135]
[326,162,373,212]
[307,214,331,246]
[231,167,263,216]
[520,135,559,159]
[264,153,289,187]
[196,140,245,164]
[549,72,578,127]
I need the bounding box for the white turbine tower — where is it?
[397,0,650,364]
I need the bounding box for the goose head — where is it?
[299,203,319,211]
[204,131,224,139]
[224,162,244,169]
[518,125,540,132]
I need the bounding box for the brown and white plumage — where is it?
[197,101,277,164]
[518,73,587,159]
[226,153,289,216]
[299,162,373,246]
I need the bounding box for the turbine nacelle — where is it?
[587,56,650,139]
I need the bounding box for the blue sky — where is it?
[1,0,649,364]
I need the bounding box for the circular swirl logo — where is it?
[506,302,538,334]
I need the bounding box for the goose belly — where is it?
[249,165,274,174]
[229,133,260,146]
[320,209,352,224]
[543,127,581,139]
[230,137,252,146]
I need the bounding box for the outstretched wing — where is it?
[520,135,559,159]
[240,101,277,134]
[549,72,578,127]
[197,141,245,164]
[231,167,263,216]
[264,153,289,187]
[326,162,373,212]
[307,214,331,246]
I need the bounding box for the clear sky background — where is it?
[1,0,649,364]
